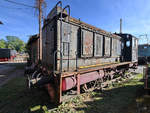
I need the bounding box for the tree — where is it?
[5,36,26,52]
[0,39,6,48]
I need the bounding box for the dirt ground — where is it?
[0,62,25,87]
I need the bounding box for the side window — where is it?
[94,34,103,57]
[126,41,130,47]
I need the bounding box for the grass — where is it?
[0,62,53,113]
[0,73,144,113]
[0,76,53,113]
[50,74,144,113]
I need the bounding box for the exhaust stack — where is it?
[120,18,122,34]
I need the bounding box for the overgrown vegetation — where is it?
[0,74,144,113]
[49,74,143,113]
[0,36,26,52]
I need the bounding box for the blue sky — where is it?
[0,0,150,43]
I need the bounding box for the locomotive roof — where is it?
[115,33,138,39]
[68,16,121,39]
[45,6,121,39]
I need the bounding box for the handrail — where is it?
[62,5,70,19]
[55,1,62,8]
[51,1,63,74]
[53,50,63,73]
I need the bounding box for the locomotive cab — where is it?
[116,34,138,62]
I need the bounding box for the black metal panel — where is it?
[0,49,11,58]
[115,33,138,62]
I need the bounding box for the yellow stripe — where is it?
[79,62,119,69]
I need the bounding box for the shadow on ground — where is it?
[72,85,144,113]
[0,73,148,113]
[0,75,55,113]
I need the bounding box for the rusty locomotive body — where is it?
[25,2,138,103]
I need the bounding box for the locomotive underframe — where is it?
[43,61,137,103]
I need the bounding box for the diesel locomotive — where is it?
[25,1,138,103]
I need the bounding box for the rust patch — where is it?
[84,33,93,54]
[82,30,93,57]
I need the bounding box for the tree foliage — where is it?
[0,39,6,48]
[0,36,26,52]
